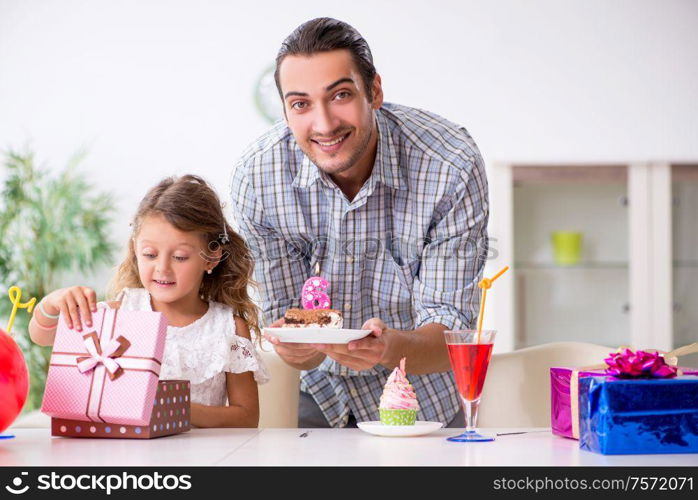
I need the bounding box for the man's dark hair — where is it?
[274,17,377,101]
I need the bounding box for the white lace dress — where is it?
[110,288,269,406]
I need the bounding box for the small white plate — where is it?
[357,421,444,437]
[264,327,372,344]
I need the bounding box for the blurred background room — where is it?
[1,0,697,412]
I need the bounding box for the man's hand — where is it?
[312,317,390,371]
[264,318,326,370]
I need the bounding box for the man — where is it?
[230,17,488,428]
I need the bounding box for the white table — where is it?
[2,428,697,466]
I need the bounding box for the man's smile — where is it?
[311,131,351,152]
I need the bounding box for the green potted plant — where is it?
[0,147,116,411]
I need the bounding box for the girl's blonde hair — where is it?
[108,174,261,341]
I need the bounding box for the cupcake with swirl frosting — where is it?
[379,357,419,425]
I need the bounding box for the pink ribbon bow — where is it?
[604,348,678,379]
[76,332,131,381]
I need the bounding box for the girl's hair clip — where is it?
[219,225,229,244]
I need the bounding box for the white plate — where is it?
[264,327,372,344]
[357,421,444,437]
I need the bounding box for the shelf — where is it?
[672,164,698,182]
[673,261,698,268]
[514,261,698,270]
[515,262,628,270]
[512,165,628,185]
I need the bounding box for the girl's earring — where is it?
[207,269,212,275]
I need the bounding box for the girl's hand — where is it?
[42,286,98,332]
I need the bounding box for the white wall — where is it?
[1,0,697,297]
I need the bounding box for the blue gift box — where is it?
[579,375,698,455]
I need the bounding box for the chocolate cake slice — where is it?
[283,308,343,328]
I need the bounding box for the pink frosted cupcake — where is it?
[379,358,419,425]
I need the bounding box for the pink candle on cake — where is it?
[282,271,343,328]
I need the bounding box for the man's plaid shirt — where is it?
[230,102,489,427]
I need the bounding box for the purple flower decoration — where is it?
[604,349,678,379]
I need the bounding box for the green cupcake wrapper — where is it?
[379,408,417,426]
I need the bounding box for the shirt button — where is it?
[344,303,352,311]
[346,256,354,264]
[350,389,358,397]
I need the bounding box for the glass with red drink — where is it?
[444,329,496,442]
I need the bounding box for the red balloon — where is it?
[0,328,29,433]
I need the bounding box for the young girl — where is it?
[29,174,269,428]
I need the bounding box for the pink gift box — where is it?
[41,307,167,426]
[550,367,607,439]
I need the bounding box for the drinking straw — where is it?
[6,286,37,336]
[476,266,509,343]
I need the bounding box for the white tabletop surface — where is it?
[2,427,698,466]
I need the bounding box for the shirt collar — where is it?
[373,108,405,191]
[291,107,406,191]
[292,154,322,189]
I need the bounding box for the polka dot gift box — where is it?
[41,308,189,439]
[51,380,191,439]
